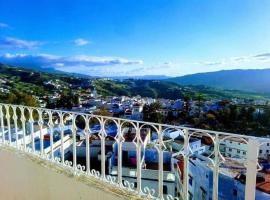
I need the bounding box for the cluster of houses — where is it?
[0,78,10,94]
[40,87,237,121]
[43,79,67,90]
[232,98,270,106]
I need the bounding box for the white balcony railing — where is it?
[0,103,269,200]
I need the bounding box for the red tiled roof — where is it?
[257,172,270,194]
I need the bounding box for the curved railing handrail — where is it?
[0,103,266,140]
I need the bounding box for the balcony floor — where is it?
[0,147,139,200]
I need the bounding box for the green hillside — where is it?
[0,63,269,105]
[168,69,270,94]
[94,79,270,100]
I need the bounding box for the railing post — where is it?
[158,125,164,199]
[48,111,54,160]
[0,105,5,145]
[5,105,11,144]
[12,106,18,149]
[212,134,220,200]
[29,109,35,152]
[117,120,123,187]
[59,112,65,164]
[72,114,77,172]
[38,111,44,155]
[85,116,90,174]
[136,122,142,194]
[245,138,259,200]
[183,129,189,200]
[100,117,106,179]
[20,107,26,151]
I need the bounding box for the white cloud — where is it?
[253,53,270,60]
[1,51,269,77]
[200,61,224,66]
[0,23,9,28]
[162,61,175,67]
[198,52,270,67]
[74,38,90,46]
[0,53,143,73]
[0,37,42,49]
[138,53,270,77]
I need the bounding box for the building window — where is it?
[229,148,232,152]
[189,175,193,186]
[134,182,137,188]
[260,150,263,154]
[237,150,240,153]
[267,150,269,153]
[238,143,241,145]
[243,151,246,155]
[267,143,269,146]
[200,187,207,200]
[163,185,168,194]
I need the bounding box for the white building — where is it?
[109,128,178,198]
[220,138,270,160]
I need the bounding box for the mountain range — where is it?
[1,63,269,100]
[1,62,270,98]
[26,65,270,94]
[168,69,270,94]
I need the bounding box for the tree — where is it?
[195,93,205,116]
[56,92,80,109]
[143,102,164,123]
[94,107,112,117]
[6,91,38,107]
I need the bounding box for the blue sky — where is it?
[0,0,270,76]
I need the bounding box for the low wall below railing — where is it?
[0,148,127,200]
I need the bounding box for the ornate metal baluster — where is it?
[12,106,18,149]
[158,125,164,199]
[72,114,77,172]
[0,104,5,145]
[5,105,11,144]
[116,120,123,187]
[212,133,220,200]
[48,111,54,160]
[182,129,189,200]
[20,107,26,151]
[100,117,106,179]
[136,122,142,194]
[59,112,65,165]
[38,110,44,155]
[85,116,90,174]
[29,108,35,152]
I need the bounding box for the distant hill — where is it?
[94,79,270,100]
[168,69,270,94]
[0,62,94,79]
[0,63,269,100]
